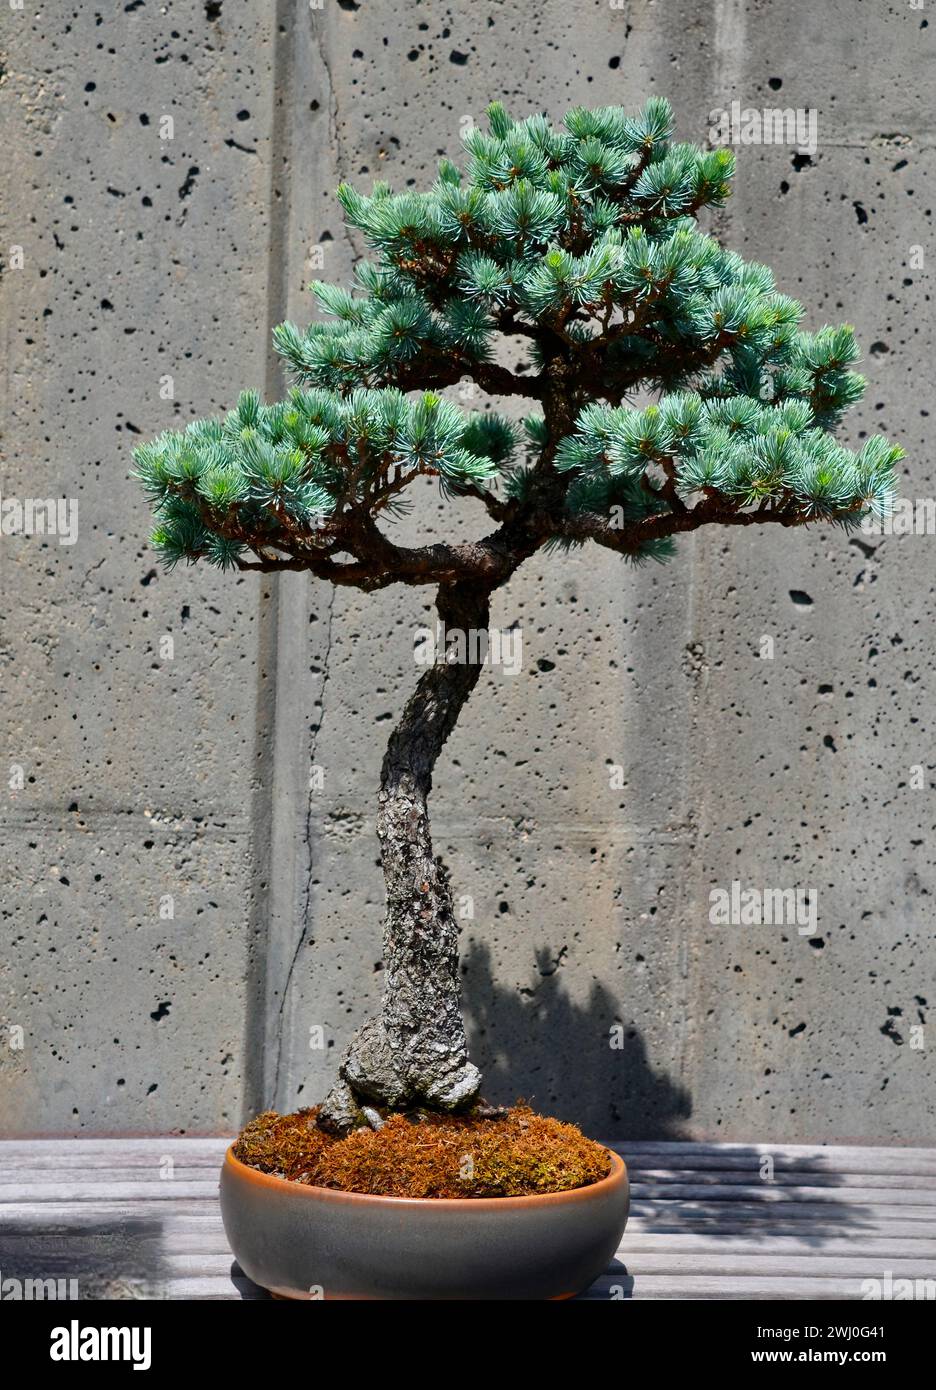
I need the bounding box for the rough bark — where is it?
[318,581,493,1131]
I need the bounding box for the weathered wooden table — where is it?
[2,1138,935,1300]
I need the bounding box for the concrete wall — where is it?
[1,0,932,1144]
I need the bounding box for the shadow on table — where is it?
[230,1262,272,1299]
[459,937,876,1300]
[0,1216,171,1298]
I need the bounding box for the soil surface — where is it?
[232,1103,611,1198]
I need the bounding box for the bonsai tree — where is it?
[134,99,901,1134]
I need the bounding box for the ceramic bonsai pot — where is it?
[220,1146,628,1300]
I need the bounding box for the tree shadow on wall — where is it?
[461,939,692,1141]
[461,939,874,1264]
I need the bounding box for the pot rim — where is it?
[223,1144,626,1211]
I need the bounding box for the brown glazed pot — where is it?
[220,1146,628,1300]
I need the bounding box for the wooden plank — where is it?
[2,1137,934,1303]
[0,1168,223,1188]
[625,1168,936,1190]
[629,1191,936,1210]
[626,1220,936,1240]
[623,1154,927,1173]
[0,1233,232,1259]
[0,1153,227,1173]
[626,1213,936,1235]
[0,1139,230,1157]
[620,1232,936,1256]
[113,1249,935,1282]
[614,1253,936,1278]
[0,1201,224,1224]
[621,1152,936,1176]
[0,1182,219,1203]
[579,1274,888,1300]
[628,1181,936,1204]
[616,1141,936,1165]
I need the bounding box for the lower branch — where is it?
[561,492,851,557]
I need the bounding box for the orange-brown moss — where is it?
[232,1104,611,1198]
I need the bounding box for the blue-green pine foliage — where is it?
[134,99,901,570]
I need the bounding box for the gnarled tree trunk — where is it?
[318,580,493,1132]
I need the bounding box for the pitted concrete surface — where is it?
[1,0,932,1141]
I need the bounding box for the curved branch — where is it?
[564,493,862,555]
[385,353,542,400]
[342,513,534,588]
[234,549,383,586]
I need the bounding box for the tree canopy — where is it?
[134,98,901,592]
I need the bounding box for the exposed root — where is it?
[317,1013,482,1134]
